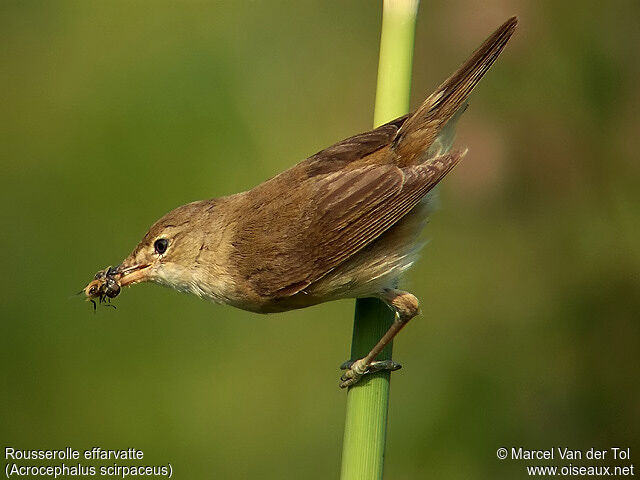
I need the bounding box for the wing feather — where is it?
[237,150,464,298]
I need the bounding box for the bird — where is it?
[86,17,517,387]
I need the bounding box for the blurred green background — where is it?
[1,1,638,478]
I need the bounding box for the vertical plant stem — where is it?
[373,0,420,127]
[340,1,419,480]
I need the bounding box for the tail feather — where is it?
[391,16,517,166]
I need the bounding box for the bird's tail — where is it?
[391,16,517,166]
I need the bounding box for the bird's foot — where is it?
[339,358,402,388]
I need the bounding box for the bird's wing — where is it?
[237,150,464,298]
[302,114,408,176]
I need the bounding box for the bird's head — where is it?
[113,200,211,292]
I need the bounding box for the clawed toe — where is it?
[339,358,402,388]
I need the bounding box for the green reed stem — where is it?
[340,1,419,479]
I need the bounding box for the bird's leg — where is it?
[339,288,420,388]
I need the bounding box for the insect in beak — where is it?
[83,266,123,311]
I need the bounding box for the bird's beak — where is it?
[114,262,152,287]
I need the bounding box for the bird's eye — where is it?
[154,238,169,255]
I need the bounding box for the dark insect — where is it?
[84,266,121,310]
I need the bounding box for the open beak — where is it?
[114,263,152,287]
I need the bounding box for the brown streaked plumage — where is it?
[84,17,517,387]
